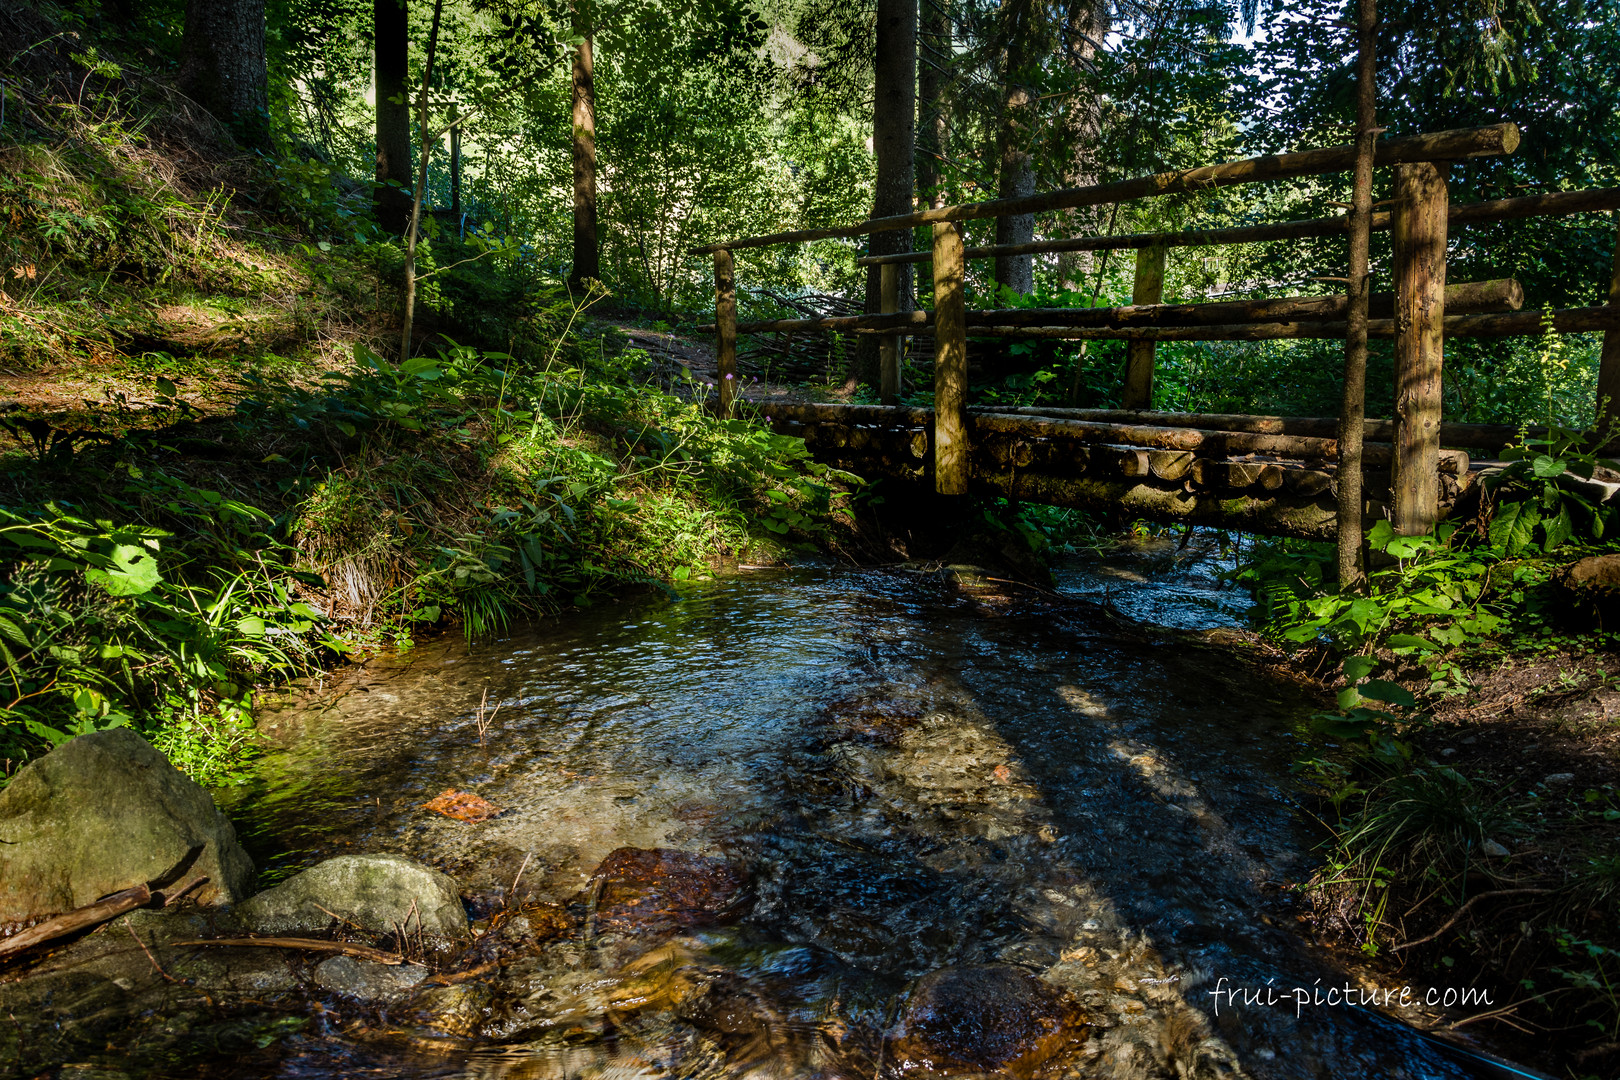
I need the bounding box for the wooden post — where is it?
[713,248,737,419]
[932,221,969,495]
[1596,219,1620,440]
[1122,245,1166,409]
[1336,0,1377,589]
[880,262,902,405]
[1391,161,1449,535]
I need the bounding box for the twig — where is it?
[172,937,404,965]
[508,851,534,906]
[1393,888,1555,951]
[123,917,177,983]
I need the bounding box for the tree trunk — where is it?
[855,0,917,387]
[916,0,949,211]
[178,0,269,148]
[992,0,1036,295]
[398,0,445,362]
[569,24,599,291]
[374,0,412,235]
[1056,1,1107,291]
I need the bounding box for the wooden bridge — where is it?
[693,122,1620,540]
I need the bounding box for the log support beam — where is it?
[1391,162,1449,535]
[880,262,902,406]
[713,249,737,419]
[1123,245,1165,409]
[932,222,969,496]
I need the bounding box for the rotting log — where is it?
[1391,161,1448,535]
[854,188,1620,267]
[713,249,737,419]
[1123,246,1166,409]
[689,124,1520,254]
[933,221,969,496]
[712,278,1519,336]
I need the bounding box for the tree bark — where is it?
[1339,0,1377,588]
[374,0,413,235]
[1122,245,1165,408]
[1597,220,1620,440]
[569,22,599,291]
[397,0,445,362]
[178,0,269,148]
[1056,0,1107,291]
[856,0,918,387]
[916,0,949,210]
[1390,161,1449,536]
[933,222,968,495]
[992,0,1036,295]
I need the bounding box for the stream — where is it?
[7,539,1539,1078]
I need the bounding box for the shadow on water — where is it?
[195,557,1536,1079]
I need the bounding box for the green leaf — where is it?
[85,543,161,596]
[235,616,266,638]
[1366,519,1395,552]
[1337,686,1362,710]
[1386,633,1439,652]
[1531,454,1567,479]
[1342,655,1378,683]
[1358,680,1417,708]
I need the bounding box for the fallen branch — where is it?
[0,884,152,963]
[1393,887,1555,951]
[173,937,405,965]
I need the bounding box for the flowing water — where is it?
[205,542,1524,1079]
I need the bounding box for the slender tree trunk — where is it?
[916,0,949,211]
[993,0,1036,295]
[178,0,269,147]
[855,0,917,387]
[374,0,413,235]
[1057,2,1106,291]
[399,0,445,362]
[1335,0,1378,589]
[569,22,599,291]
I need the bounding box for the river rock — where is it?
[0,729,255,925]
[886,965,1088,1079]
[237,854,468,938]
[313,955,429,1001]
[1558,553,1620,628]
[590,847,751,932]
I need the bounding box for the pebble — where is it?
[1545,773,1576,785]
[1481,839,1511,858]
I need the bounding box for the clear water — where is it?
[214,557,1514,1079]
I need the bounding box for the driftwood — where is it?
[691,124,1519,253]
[173,937,405,965]
[856,187,1620,266]
[0,885,153,963]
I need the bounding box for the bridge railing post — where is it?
[1122,244,1165,410]
[932,221,969,495]
[713,248,737,418]
[1596,220,1620,442]
[880,262,902,405]
[1391,162,1448,535]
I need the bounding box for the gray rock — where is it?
[313,955,429,1001]
[0,729,255,924]
[237,854,468,938]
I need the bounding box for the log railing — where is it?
[692,120,1620,537]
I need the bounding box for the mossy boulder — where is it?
[237,854,468,938]
[0,729,255,926]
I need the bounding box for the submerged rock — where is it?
[590,847,752,932]
[313,955,429,1001]
[237,854,468,938]
[0,729,255,925]
[886,965,1087,1079]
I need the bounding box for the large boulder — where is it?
[237,854,468,938]
[0,729,255,925]
[886,965,1088,1079]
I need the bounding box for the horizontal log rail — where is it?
[760,401,1531,452]
[854,187,1620,266]
[689,124,1519,254]
[700,279,1521,335]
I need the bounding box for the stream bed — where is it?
[7,542,1539,1078]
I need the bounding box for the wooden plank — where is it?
[1391,162,1449,536]
[933,222,969,495]
[1122,246,1165,409]
[879,262,901,406]
[713,249,737,419]
[854,187,1620,267]
[689,125,1519,253]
